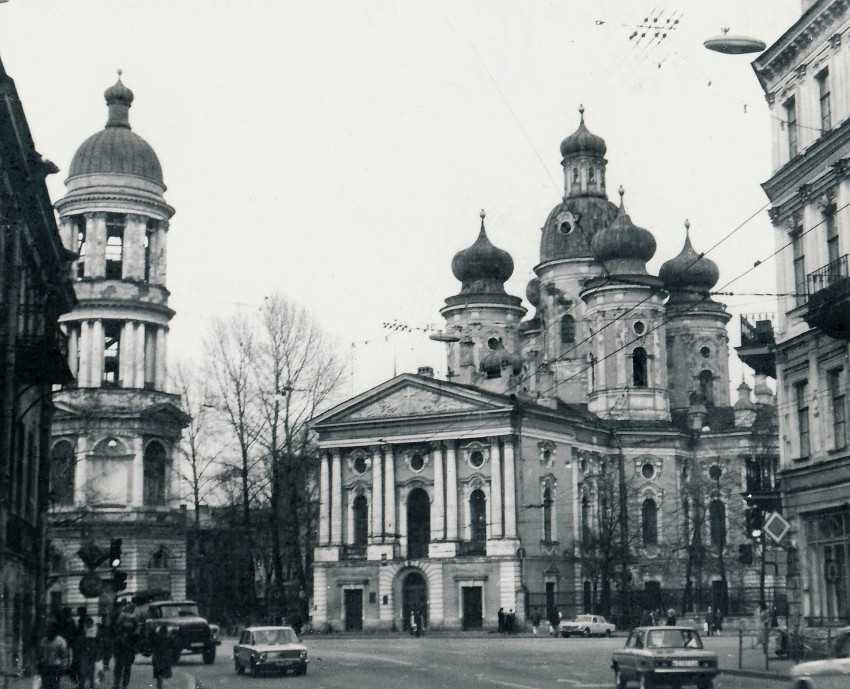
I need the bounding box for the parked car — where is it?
[789,627,850,689]
[234,626,308,677]
[559,614,616,637]
[611,626,718,689]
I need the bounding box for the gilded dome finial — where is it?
[618,185,625,206]
[684,219,690,235]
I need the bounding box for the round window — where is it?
[634,321,646,335]
[469,450,485,468]
[709,465,722,481]
[557,211,576,235]
[641,462,656,479]
[700,346,711,358]
[488,337,500,351]
[352,455,368,475]
[410,452,425,472]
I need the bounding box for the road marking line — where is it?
[487,679,545,689]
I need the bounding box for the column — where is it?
[78,321,91,387]
[383,445,396,539]
[90,213,106,277]
[91,320,104,388]
[155,326,167,390]
[330,450,342,544]
[158,220,169,284]
[144,326,157,387]
[319,453,330,544]
[371,446,383,541]
[120,322,134,386]
[431,443,445,541]
[67,325,78,382]
[132,436,144,506]
[134,322,146,388]
[503,437,517,539]
[445,442,458,540]
[489,438,503,539]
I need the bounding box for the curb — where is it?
[722,668,790,680]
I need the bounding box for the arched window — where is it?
[642,498,658,545]
[50,441,75,506]
[633,347,648,387]
[148,546,171,569]
[407,488,430,559]
[543,487,553,542]
[709,500,726,548]
[470,489,487,543]
[353,495,369,547]
[560,315,576,345]
[699,370,714,405]
[143,441,167,506]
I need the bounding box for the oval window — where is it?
[352,455,368,475]
[709,465,722,481]
[469,450,485,468]
[641,462,656,479]
[410,452,425,472]
[634,321,646,335]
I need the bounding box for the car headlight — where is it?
[699,659,716,668]
[259,652,267,661]
[653,659,671,668]
[300,651,307,659]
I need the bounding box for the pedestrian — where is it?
[704,608,713,636]
[76,616,98,689]
[531,611,541,635]
[665,608,677,626]
[712,607,723,635]
[97,614,114,671]
[413,608,423,638]
[409,609,416,636]
[113,603,139,689]
[151,626,173,689]
[38,623,70,689]
[498,607,505,634]
[549,608,560,637]
[640,609,652,626]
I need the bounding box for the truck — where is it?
[118,591,221,665]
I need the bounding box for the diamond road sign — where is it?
[764,511,791,544]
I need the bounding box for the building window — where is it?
[699,370,714,405]
[642,498,658,545]
[542,486,553,542]
[409,451,425,472]
[407,488,430,559]
[50,441,75,506]
[709,499,726,548]
[829,368,847,449]
[581,495,591,545]
[791,227,806,306]
[149,546,171,569]
[102,321,121,387]
[818,69,832,132]
[353,495,368,546]
[469,450,485,468]
[470,489,487,543]
[795,380,810,459]
[74,217,86,279]
[633,347,648,387]
[561,315,576,345]
[826,213,840,269]
[105,214,125,280]
[785,98,798,158]
[143,440,167,506]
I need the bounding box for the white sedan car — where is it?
[234,626,308,676]
[560,614,616,637]
[790,628,850,689]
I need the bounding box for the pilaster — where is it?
[370,445,383,542]
[431,442,445,541]
[503,437,517,539]
[489,436,503,538]
[319,453,330,544]
[330,450,342,544]
[445,441,458,540]
[383,445,396,539]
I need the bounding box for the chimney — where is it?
[417,366,434,378]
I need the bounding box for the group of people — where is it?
[38,603,174,689]
[703,606,724,636]
[409,607,426,637]
[497,608,520,634]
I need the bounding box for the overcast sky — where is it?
[0,0,802,398]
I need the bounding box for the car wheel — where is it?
[605,629,612,637]
[582,627,591,638]
[563,632,571,638]
[202,645,216,664]
[614,667,627,689]
[235,658,244,675]
[296,662,307,676]
[639,673,655,689]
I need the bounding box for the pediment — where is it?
[347,385,483,420]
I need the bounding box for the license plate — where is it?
[672,659,699,667]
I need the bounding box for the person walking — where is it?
[704,608,713,636]
[531,611,541,636]
[665,609,677,626]
[498,608,505,634]
[712,607,723,635]
[151,626,174,689]
[113,603,139,689]
[549,608,561,637]
[76,616,99,689]
[97,614,114,672]
[38,623,70,689]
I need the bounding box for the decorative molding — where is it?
[348,386,479,419]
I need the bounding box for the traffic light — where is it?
[745,505,764,539]
[113,570,128,591]
[109,538,122,568]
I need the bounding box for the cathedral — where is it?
[47,74,189,612]
[311,108,782,631]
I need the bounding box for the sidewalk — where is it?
[704,633,794,680]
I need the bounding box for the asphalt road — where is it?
[147,636,789,689]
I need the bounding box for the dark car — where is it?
[611,626,719,689]
[234,626,308,677]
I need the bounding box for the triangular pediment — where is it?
[314,373,512,426]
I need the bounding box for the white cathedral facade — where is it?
[311,109,783,632]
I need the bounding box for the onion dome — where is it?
[68,70,164,185]
[591,187,656,272]
[526,277,541,308]
[659,220,719,295]
[451,210,514,295]
[560,105,607,159]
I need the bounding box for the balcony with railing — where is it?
[735,314,776,378]
[805,254,850,340]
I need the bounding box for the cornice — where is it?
[753,0,850,90]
